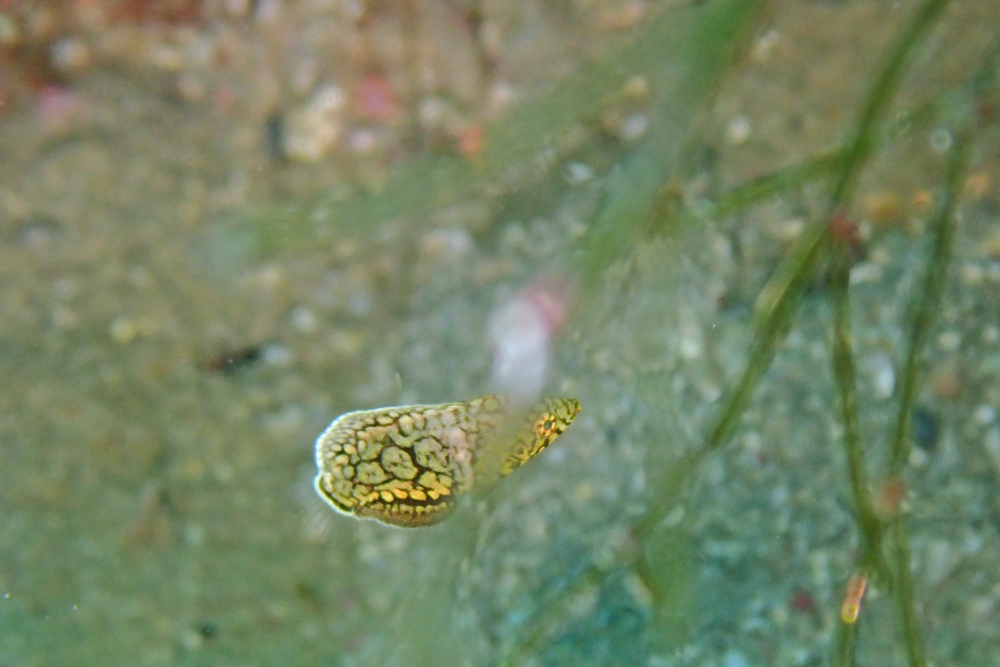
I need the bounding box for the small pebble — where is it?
[50,37,91,74]
[929,362,961,399]
[929,127,954,154]
[862,190,903,227]
[752,28,781,62]
[965,595,998,620]
[565,162,594,184]
[283,84,346,162]
[937,330,961,351]
[911,407,940,452]
[962,262,984,285]
[849,262,882,285]
[261,343,294,367]
[867,351,895,400]
[290,305,319,333]
[981,231,1000,259]
[912,190,934,218]
[328,329,364,356]
[983,427,1000,476]
[963,172,990,198]
[419,227,473,259]
[677,323,703,360]
[726,114,751,146]
[110,316,138,344]
[180,629,205,651]
[771,217,804,242]
[486,80,518,115]
[974,404,997,425]
[619,114,648,141]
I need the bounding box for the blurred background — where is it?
[1,0,999,665]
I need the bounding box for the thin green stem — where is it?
[833,616,859,667]
[828,0,950,203]
[702,225,828,451]
[891,521,927,667]
[884,41,1000,667]
[697,151,843,222]
[888,116,978,476]
[828,241,890,580]
[703,0,950,451]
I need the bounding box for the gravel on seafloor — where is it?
[1,1,1000,666]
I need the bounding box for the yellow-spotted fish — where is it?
[314,395,580,527]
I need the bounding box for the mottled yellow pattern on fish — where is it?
[314,396,580,527]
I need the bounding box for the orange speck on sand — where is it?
[861,190,903,227]
[457,123,485,160]
[963,172,990,199]
[912,190,934,217]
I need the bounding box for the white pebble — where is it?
[678,324,703,360]
[868,352,895,400]
[849,262,882,285]
[620,114,648,141]
[974,404,997,425]
[752,28,781,62]
[962,261,984,285]
[988,262,1000,282]
[565,162,594,184]
[284,84,346,162]
[983,427,1000,476]
[50,37,91,73]
[419,227,473,259]
[937,330,961,351]
[922,539,957,587]
[929,127,953,154]
[726,114,751,145]
[290,305,319,333]
[261,343,294,367]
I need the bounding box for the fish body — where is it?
[314,395,580,527]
